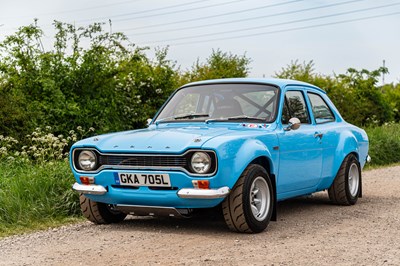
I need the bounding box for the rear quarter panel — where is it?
[317,122,369,190]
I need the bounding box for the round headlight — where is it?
[191,152,211,174]
[78,150,97,171]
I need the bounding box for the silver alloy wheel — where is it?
[249,176,270,221]
[348,163,360,197]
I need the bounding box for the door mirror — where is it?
[285,117,301,131]
[146,118,152,126]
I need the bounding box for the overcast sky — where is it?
[1,0,399,84]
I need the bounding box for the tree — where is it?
[180,49,251,85]
[275,60,395,126]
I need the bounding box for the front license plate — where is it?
[115,173,171,187]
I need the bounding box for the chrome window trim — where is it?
[72,148,218,177]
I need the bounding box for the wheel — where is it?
[222,164,274,233]
[79,194,127,224]
[328,154,361,205]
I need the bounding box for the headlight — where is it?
[191,152,211,174]
[78,150,97,171]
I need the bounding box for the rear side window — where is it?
[308,93,335,124]
[282,91,310,124]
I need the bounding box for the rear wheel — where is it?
[222,164,274,233]
[328,154,361,205]
[79,194,127,224]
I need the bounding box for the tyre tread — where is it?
[222,164,273,233]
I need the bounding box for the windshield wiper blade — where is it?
[206,115,266,123]
[155,113,210,124]
[174,113,210,120]
[227,115,266,121]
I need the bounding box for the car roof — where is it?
[183,78,326,94]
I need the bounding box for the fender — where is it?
[233,139,277,181]
[203,133,279,190]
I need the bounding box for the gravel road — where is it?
[1,166,399,266]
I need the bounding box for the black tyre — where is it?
[79,194,127,224]
[222,164,274,233]
[328,154,361,205]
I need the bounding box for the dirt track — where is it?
[1,166,399,265]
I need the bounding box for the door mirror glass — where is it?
[285,117,301,131]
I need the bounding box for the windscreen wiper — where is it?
[174,113,210,120]
[206,115,266,123]
[156,113,210,124]
[227,115,266,121]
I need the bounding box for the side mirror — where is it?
[284,117,301,131]
[146,118,152,126]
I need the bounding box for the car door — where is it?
[307,92,340,180]
[277,89,323,195]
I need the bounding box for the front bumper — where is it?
[177,186,230,199]
[72,182,230,199]
[72,183,107,195]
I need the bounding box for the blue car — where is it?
[70,78,369,233]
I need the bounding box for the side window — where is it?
[308,93,335,124]
[282,91,310,124]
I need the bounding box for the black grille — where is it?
[99,155,187,168]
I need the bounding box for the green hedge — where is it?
[366,123,400,166]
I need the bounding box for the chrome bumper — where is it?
[72,182,230,199]
[72,182,107,195]
[177,186,230,199]
[366,155,372,163]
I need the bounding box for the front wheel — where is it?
[222,164,274,233]
[79,194,127,224]
[328,154,361,205]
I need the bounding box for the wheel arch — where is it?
[329,151,362,198]
[332,132,360,179]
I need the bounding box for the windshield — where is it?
[155,83,280,123]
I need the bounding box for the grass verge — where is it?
[0,160,81,238]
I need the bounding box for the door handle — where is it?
[314,132,323,139]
